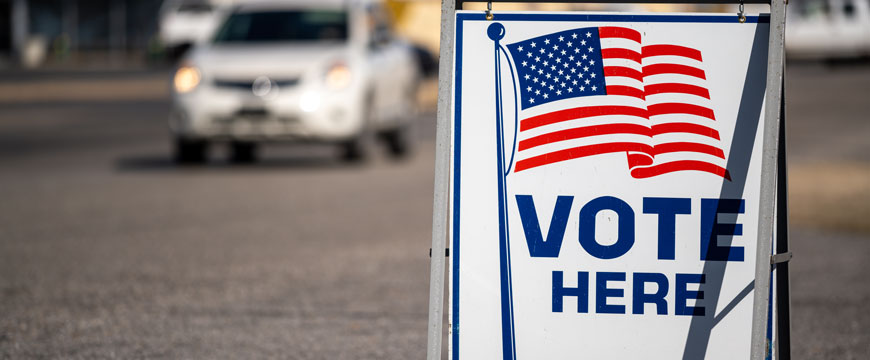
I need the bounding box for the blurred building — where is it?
[1,0,164,68]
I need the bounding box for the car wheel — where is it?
[341,99,375,162]
[230,141,258,164]
[174,138,208,164]
[383,124,414,158]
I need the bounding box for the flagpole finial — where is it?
[487,23,505,42]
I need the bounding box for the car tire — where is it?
[383,124,414,158]
[341,98,375,162]
[230,141,258,164]
[174,138,208,164]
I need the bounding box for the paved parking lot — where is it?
[0,63,868,359]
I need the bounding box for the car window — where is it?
[213,10,348,43]
[177,0,213,13]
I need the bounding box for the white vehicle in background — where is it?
[786,0,870,60]
[158,0,230,58]
[169,0,420,163]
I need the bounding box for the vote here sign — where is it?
[448,11,772,359]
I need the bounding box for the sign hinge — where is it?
[429,248,450,257]
[770,251,793,264]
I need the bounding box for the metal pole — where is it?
[774,75,792,360]
[750,0,787,359]
[427,0,457,359]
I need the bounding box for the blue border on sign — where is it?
[451,12,771,360]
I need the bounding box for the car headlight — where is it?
[325,63,352,90]
[174,65,201,93]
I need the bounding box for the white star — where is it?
[529,98,535,104]
[535,56,541,62]
[553,76,559,82]
[565,74,571,79]
[556,90,562,95]
[555,58,561,63]
[571,33,578,39]
[558,70,564,75]
[550,65,556,71]
[586,32,592,38]
[547,53,553,58]
[585,79,591,85]
[589,60,596,66]
[530,65,536,70]
[590,73,596,78]
[548,85,554,91]
[580,40,586,46]
[588,47,594,52]
[530,42,536,48]
[570,68,576,73]
[518,46,524,51]
[553,45,559,51]
[544,39,550,45]
[560,50,567,56]
[576,61,582,67]
[538,69,544,75]
[543,93,549,99]
[540,81,547,87]
[526,86,532,92]
[567,87,573,93]
[580,86,585,91]
[558,36,564,41]
[591,85,597,91]
[567,41,572,47]
[563,62,569,68]
[583,66,589,72]
[560,82,566,88]
[543,60,549,66]
[569,55,574,61]
[574,48,580,54]
[540,48,546,54]
[533,77,538,83]
[572,80,578,85]
[578,72,583,78]
[524,74,530,80]
[527,52,532,57]
[582,54,588,60]
[545,73,551,79]
[535,89,540,95]
[521,61,528,67]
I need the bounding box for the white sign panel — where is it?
[449,11,772,359]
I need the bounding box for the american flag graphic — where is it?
[505,26,730,179]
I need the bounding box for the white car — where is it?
[786,0,870,60]
[168,0,420,163]
[158,0,228,57]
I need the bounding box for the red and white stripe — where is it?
[512,26,729,179]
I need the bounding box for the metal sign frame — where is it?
[426,1,790,359]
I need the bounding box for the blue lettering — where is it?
[632,272,669,315]
[578,196,635,259]
[675,273,705,316]
[596,272,625,314]
[517,195,574,258]
[552,271,589,313]
[643,197,691,260]
[700,198,745,261]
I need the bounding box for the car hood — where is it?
[192,42,350,80]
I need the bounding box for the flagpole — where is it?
[488,22,516,360]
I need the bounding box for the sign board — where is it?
[446,11,776,359]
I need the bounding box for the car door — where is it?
[365,4,408,126]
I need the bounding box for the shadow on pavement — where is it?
[114,153,361,173]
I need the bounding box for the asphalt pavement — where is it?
[0,63,869,359]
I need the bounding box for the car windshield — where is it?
[213,10,348,43]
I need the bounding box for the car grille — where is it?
[213,77,300,90]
